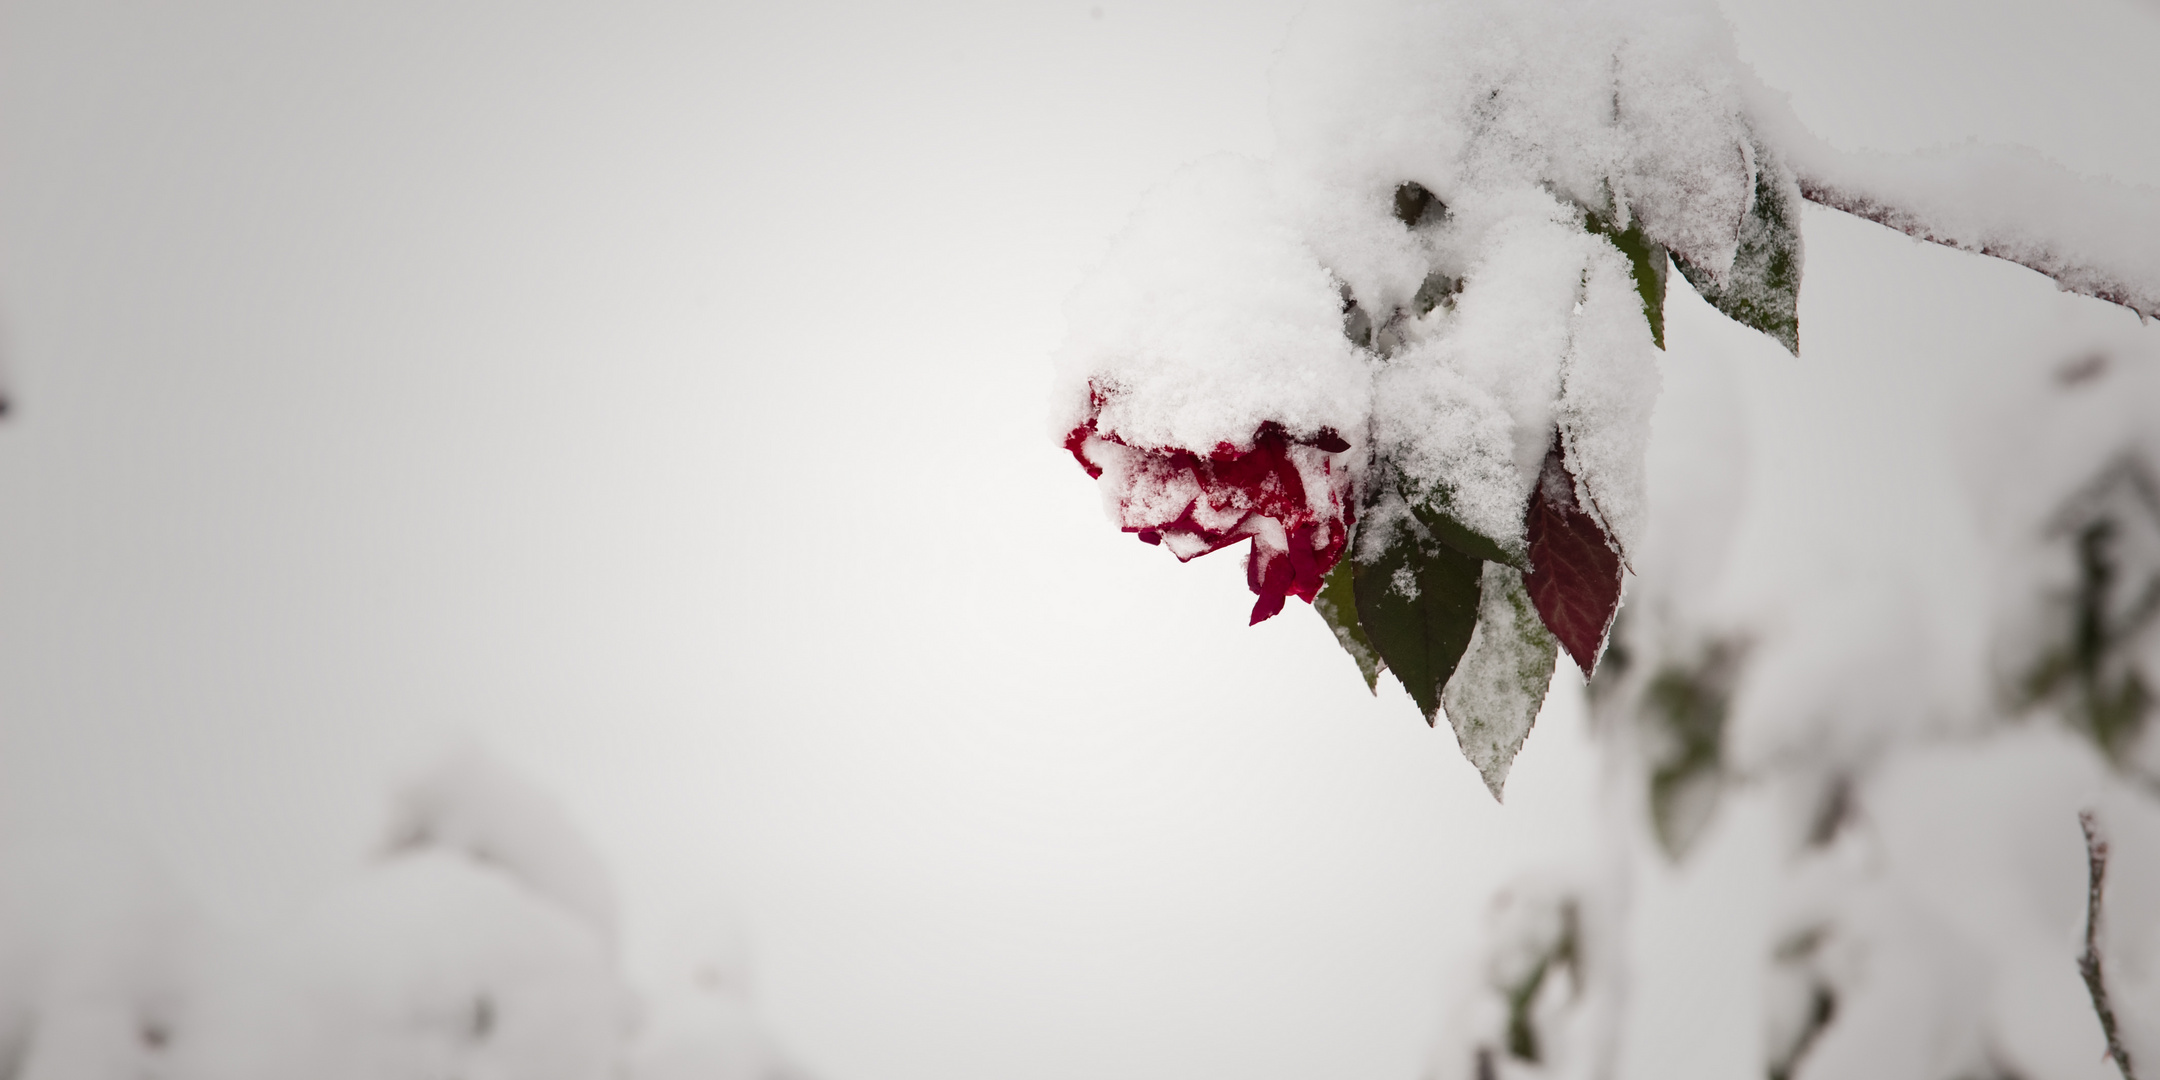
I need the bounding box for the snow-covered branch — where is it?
[1794,150,2160,321]
[1739,91,2160,322]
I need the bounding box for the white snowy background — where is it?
[2,1,2157,1078]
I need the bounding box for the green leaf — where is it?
[1397,467,1525,569]
[1673,143,1803,355]
[1409,498,1526,570]
[1495,897,1579,1066]
[1441,563,1560,801]
[1641,641,1743,859]
[1313,557,1384,693]
[2019,456,2160,768]
[1352,520,1483,724]
[1583,211,1669,350]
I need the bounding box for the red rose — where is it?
[1068,400,1354,625]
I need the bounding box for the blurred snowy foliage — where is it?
[1420,174,2160,1080]
[0,753,812,1080]
[1053,0,2160,1076]
[1418,312,2160,1080]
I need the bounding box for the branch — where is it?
[1737,78,2160,323]
[1798,170,2160,322]
[2080,809,2139,1080]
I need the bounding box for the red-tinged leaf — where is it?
[1525,437,1623,675]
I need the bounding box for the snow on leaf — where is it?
[1373,197,1588,561]
[1410,493,1527,570]
[1373,353,1532,568]
[1482,886,1582,1068]
[1442,562,1560,801]
[1353,517,1483,724]
[1525,437,1623,675]
[1583,210,1669,350]
[1314,557,1385,693]
[1556,237,1662,559]
[1674,140,1804,355]
[1776,133,2160,322]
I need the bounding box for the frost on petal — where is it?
[1558,240,1663,559]
[1069,420,1356,624]
[1442,562,1561,801]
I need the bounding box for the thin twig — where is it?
[2079,809,2139,1080]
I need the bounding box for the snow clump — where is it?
[1056,0,1769,623]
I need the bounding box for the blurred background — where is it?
[2,1,2157,1078]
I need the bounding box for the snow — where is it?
[0,755,808,1080]
[1761,728,2151,1080]
[1561,203,2160,1080]
[1756,118,2160,321]
[1377,195,1585,554]
[1061,0,2160,623]
[382,750,622,948]
[1053,154,1373,456]
[1060,0,1773,602]
[197,850,626,1080]
[1441,563,1560,800]
[0,842,209,1080]
[3,0,2160,1079]
[1557,241,1663,558]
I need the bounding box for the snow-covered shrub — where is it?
[1054,0,2160,793]
[200,850,627,1080]
[380,750,623,949]
[1054,0,2160,1076]
[0,753,813,1080]
[0,841,210,1080]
